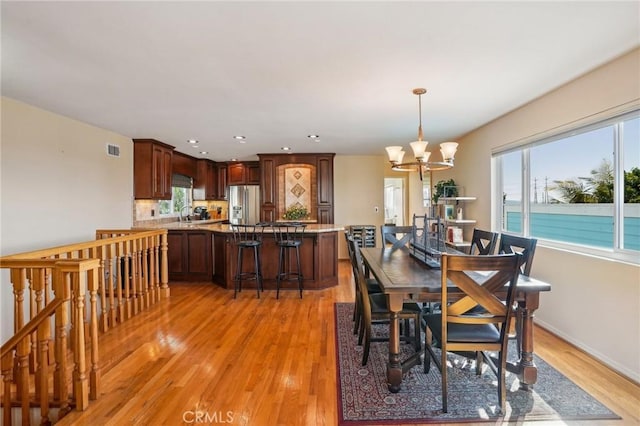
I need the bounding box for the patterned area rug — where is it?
[334,303,619,424]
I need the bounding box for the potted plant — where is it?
[432,179,458,204]
[283,205,309,221]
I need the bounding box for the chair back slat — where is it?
[381,225,415,250]
[441,253,521,337]
[469,228,498,255]
[498,234,537,276]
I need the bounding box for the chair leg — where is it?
[498,352,507,414]
[276,246,283,299]
[515,306,523,358]
[353,298,361,335]
[295,246,303,298]
[414,314,421,351]
[253,245,261,299]
[475,351,483,375]
[234,246,244,298]
[362,323,371,366]
[357,315,365,346]
[441,349,448,413]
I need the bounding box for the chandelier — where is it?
[386,88,458,181]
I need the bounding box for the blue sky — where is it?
[502,116,639,202]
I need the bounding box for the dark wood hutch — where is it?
[258,153,335,224]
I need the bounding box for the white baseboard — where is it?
[535,319,640,384]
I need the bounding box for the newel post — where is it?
[160,230,170,298]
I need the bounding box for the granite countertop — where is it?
[136,221,344,233]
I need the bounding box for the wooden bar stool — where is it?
[231,224,265,298]
[273,223,306,299]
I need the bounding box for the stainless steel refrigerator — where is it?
[229,185,260,224]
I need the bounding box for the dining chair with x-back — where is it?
[423,253,521,413]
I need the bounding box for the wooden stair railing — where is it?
[2,229,169,333]
[0,259,99,425]
[0,229,169,424]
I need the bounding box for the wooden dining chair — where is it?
[423,253,521,413]
[381,225,415,251]
[469,228,498,255]
[345,234,381,335]
[498,234,538,356]
[349,236,422,366]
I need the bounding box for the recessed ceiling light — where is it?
[187,139,198,144]
[200,151,208,155]
[233,136,245,140]
[230,158,237,161]
[281,147,291,151]
[307,134,319,139]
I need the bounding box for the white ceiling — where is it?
[2,1,639,162]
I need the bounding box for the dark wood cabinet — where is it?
[133,139,174,200]
[172,151,196,178]
[257,153,335,223]
[194,160,228,201]
[168,230,212,281]
[211,230,338,290]
[216,164,228,200]
[227,161,260,185]
[194,159,216,201]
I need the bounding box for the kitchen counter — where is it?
[139,221,344,233]
[141,221,343,289]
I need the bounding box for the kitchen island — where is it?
[140,221,343,290]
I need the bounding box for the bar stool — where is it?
[273,223,306,299]
[231,224,265,298]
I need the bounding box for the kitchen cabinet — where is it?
[194,160,228,201]
[133,139,174,200]
[194,159,216,200]
[168,230,212,281]
[172,151,197,177]
[227,161,260,185]
[210,229,338,290]
[257,153,335,223]
[217,164,228,200]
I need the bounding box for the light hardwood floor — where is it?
[56,260,640,426]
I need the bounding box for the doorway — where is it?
[384,178,404,225]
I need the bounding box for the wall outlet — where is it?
[374,206,379,213]
[151,209,155,217]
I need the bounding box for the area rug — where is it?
[334,303,619,424]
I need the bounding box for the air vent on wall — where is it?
[106,143,120,157]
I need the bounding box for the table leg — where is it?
[519,293,540,390]
[386,294,404,393]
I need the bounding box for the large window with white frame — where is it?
[493,109,639,262]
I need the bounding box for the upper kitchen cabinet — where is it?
[172,151,197,178]
[193,159,216,200]
[227,161,260,185]
[216,163,228,200]
[133,139,175,200]
[194,160,230,201]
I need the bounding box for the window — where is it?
[159,174,193,216]
[493,110,639,262]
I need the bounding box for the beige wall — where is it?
[450,48,640,381]
[334,156,386,258]
[0,96,133,341]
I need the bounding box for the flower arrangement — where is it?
[283,205,309,220]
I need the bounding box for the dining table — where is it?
[359,246,552,393]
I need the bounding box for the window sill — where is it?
[537,238,639,266]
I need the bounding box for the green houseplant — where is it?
[433,179,458,204]
[283,205,309,220]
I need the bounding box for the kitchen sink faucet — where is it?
[179,205,192,222]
